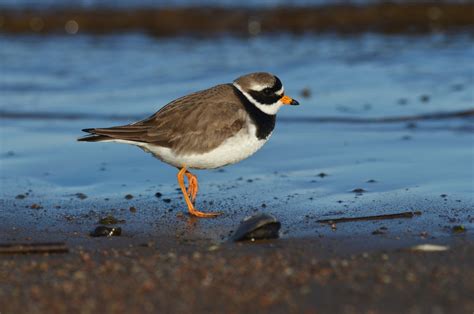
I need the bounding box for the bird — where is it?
[78,72,299,218]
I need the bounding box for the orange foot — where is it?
[177,166,221,218]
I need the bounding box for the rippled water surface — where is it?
[0,32,473,240]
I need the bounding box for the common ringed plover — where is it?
[78,72,299,217]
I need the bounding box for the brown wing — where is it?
[82,84,247,155]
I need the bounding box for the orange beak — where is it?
[280,95,299,106]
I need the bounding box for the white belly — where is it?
[144,123,270,169]
[109,122,270,169]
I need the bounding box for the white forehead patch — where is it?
[275,86,284,96]
[250,84,285,96]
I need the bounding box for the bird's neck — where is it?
[231,84,276,140]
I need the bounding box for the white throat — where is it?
[233,82,284,115]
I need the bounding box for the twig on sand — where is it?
[317,211,422,224]
[0,242,69,254]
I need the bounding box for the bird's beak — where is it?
[280,95,299,106]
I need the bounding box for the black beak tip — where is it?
[291,99,300,106]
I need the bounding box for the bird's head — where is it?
[233,72,299,115]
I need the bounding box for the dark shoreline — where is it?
[1,3,473,36]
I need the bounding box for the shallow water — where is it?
[0,32,473,242]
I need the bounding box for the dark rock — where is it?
[163,198,172,203]
[372,229,386,235]
[15,194,26,199]
[155,192,162,198]
[317,172,328,178]
[366,179,377,183]
[124,194,134,200]
[90,226,122,237]
[231,213,281,242]
[452,225,466,233]
[75,193,88,200]
[352,188,367,194]
[372,227,387,235]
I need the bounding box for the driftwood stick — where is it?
[317,211,422,224]
[0,242,69,254]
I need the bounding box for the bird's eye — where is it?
[262,88,272,95]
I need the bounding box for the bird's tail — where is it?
[77,128,111,142]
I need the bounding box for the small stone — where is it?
[129,206,137,213]
[231,213,281,242]
[155,192,162,198]
[366,179,377,183]
[410,244,449,252]
[15,194,26,199]
[90,226,122,237]
[352,188,366,194]
[124,194,134,200]
[208,245,220,252]
[163,198,172,203]
[452,225,466,233]
[75,193,87,200]
[372,228,386,235]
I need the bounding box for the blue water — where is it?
[0,32,473,240]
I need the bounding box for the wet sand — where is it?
[1,203,473,313]
[1,164,473,313]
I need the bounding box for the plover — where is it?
[79,72,299,217]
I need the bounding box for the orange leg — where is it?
[185,171,198,203]
[177,166,221,218]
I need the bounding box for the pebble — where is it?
[90,226,122,237]
[231,213,281,242]
[75,193,88,200]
